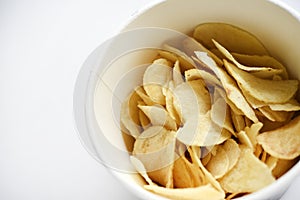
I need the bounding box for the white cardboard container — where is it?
[74,0,300,199]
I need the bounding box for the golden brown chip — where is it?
[195,51,258,123]
[143,58,172,105]
[258,106,293,122]
[182,37,223,66]
[161,44,196,71]
[222,139,241,173]
[231,53,288,79]
[272,159,298,178]
[206,146,230,179]
[173,60,184,86]
[193,22,269,55]
[237,131,254,150]
[173,154,205,188]
[133,126,176,188]
[189,147,225,193]
[139,109,150,129]
[135,86,156,106]
[223,59,299,104]
[219,146,275,193]
[138,105,177,131]
[120,91,142,138]
[213,40,277,72]
[257,115,300,160]
[244,122,263,148]
[130,156,155,186]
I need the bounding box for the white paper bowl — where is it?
[73,0,300,199]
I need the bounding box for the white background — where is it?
[0,0,300,199]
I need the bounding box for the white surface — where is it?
[0,0,299,199]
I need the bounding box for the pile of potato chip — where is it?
[120,23,300,200]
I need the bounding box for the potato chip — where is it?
[258,106,293,122]
[206,146,230,179]
[244,122,263,147]
[135,86,156,106]
[202,152,212,166]
[177,111,231,146]
[211,94,227,128]
[231,53,288,79]
[213,40,278,72]
[160,44,196,71]
[144,184,225,200]
[182,37,223,66]
[133,126,176,188]
[165,82,181,126]
[173,79,211,122]
[195,51,258,123]
[223,59,299,104]
[237,131,254,150]
[265,156,278,171]
[193,23,269,55]
[222,139,241,172]
[257,115,300,160]
[184,68,222,88]
[269,99,300,111]
[130,156,155,185]
[173,154,205,188]
[219,146,275,193]
[189,147,225,193]
[120,91,142,138]
[138,109,150,129]
[138,105,177,131]
[143,58,172,105]
[231,111,246,132]
[272,159,298,178]
[173,60,184,86]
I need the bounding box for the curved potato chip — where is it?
[265,156,278,171]
[257,115,300,160]
[213,40,277,73]
[182,37,223,66]
[195,52,258,123]
[231,110,245,132]
[144,184,225,200]
[206,146,230,179]
[219,146,275,193]
[173,154,205,188]
[130,156,155,186]
[138,105,177,131]
[232,53,288,79]
[177,111,231,146]
[237,131,254,150]
[222,139,241,173]
[244,122,263,147]
[143,58,172,105]
[258,106,294,122]
[272,159,298,178]
[133,126,176,188]
[173,60,184,86]
[193,22,269,55]
[165,83,181,126]
[211,97,227,128]
[159,44,196,71]
[189,147,225,194]
[135,86,156,106]
[138,109,150,129]
[120,91,142,138]
[173,80,211,122]
[223,59,299,104]
[185,68,222,87]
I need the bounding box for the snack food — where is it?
[120,23,300,199]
